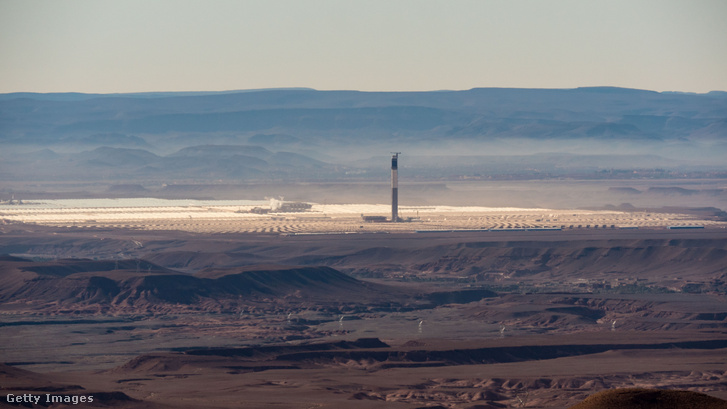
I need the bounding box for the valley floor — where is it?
[1,223,726,408]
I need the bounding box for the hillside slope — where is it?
[568,388,727,409]
[0,257,409,313]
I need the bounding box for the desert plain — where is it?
[1,189,727,409]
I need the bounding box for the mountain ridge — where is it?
[2,87,725,186]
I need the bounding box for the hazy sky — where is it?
[1,0,726,93]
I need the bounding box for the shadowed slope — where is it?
[568,388,727,409]
[0,257,436,313]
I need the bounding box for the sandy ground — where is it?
[1,199,722,234]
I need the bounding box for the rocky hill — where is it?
[568,388,727,409]
[0,257,409,313]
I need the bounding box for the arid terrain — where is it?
[2,88,726,406]
[1,200,726,408]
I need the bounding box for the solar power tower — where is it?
[391,152,400,222]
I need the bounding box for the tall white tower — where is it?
[391,152,400,222]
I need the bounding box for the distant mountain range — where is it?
[3,87,726,145]
[1,87,726,186]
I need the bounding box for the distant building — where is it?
[278,202,312,212]
[248,201,311,214]
[361,215,388,223]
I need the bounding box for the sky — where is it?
[1,0,726,94]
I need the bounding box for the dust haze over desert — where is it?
[2,1,727,409]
